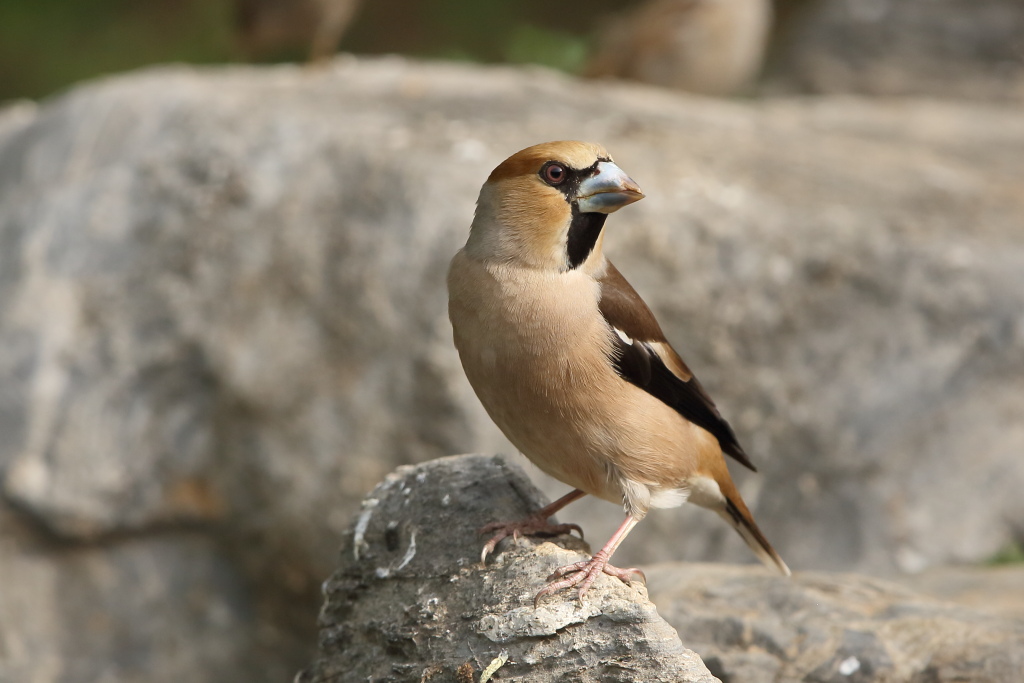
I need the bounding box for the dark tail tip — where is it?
[723,498,791,576]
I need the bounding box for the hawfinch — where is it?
[448,141,789,601]
[585,0,772,97]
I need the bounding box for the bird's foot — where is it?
[479,516,583,563]
[534,550,645,605]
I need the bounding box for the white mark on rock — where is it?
[396,529,417,571]
[352,498,379,561]
[375,528,417,578]
[838,656,861,676]
[441,494,450,506]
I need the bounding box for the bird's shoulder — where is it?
[596,261,694,380]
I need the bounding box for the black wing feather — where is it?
[609,334,757,472]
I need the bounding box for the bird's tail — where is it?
[718,492,791,576]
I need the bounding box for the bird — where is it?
[447,141,790,602]
[585,0,773,97]
[233,0,362,63]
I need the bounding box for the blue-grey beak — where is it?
[576,161,644,214]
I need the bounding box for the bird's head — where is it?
[466,141,644,271]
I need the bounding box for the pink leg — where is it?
[534,515,645,605]
[480,489,587,563]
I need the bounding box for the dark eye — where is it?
[541,163,567,186]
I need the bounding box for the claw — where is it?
[479,518,584,564]
[534,553,641,606]
[625,567,646,585]
[480,528,512,563]
[478,490,589,566]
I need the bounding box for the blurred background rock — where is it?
[1,1,1023,682]
[765,0,1024,102]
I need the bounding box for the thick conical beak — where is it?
[576,161,644,214]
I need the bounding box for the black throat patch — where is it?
[566,207,607,269]
[539,156,611,270]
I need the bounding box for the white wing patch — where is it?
[614,327,634,345]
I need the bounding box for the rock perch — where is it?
[297,454,717,682]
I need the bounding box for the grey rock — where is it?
[767,0,1024,101]
[647,563,1024,683]
[299,454,718,683]
[0,505,294,683]
[0,57,1023,680]
[888,564,1024,622]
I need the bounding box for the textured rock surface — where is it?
[647,563,1024,683]
[0,507,294,683]
[889,564,1024,622]
[300,454,717,682]
[768,0,1024,101]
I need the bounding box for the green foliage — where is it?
[0,0,629,101]
[504,25,590,74]
[0,0,235,100]
[987,540,1024,566]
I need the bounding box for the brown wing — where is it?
[598,261,757,472]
